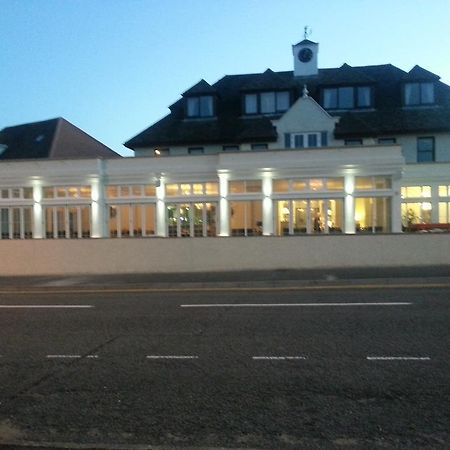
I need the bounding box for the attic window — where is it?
[244,91,290,115]
[323,86,372,109]
[404,82,434,106]
[186,96,214,118]
[35,134,45,142]
[0,144,7,155]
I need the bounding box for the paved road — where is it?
[0,284,448,449]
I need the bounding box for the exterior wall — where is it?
[0,234,449,276]
[397,133,450,163]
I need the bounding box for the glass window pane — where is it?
[205,203,216,236]
[193,183,204,195]
[80,186,91,198]
[273,180,289,193]
[56,207,65,238]
[1,189,9,199]
[229,181,245,194]
[323,88,337,109]
[12,208,21,238]
[12,188,21,199]
[374,177,391,189]
[246,180,262,193]
[68,207,78,238]
[328,199,344,233]
[357,86,371,107]
[309,179,324,191]
[438,186,448,197]
[107,186,118,198]
[120,205,130,236]
[308,134,318,147]
[405,83,420,105]
[245,94,258,114]
[338,87,354,108]
[421,83,434,104]
[205,182,218,195]
[67,187,78,198]
[292,180,306,191]
[194,203,204,237]
[294,134,304,148]
[120,186,130,197]
[133,205,142,236]
[422,186,431,197]
[57,187,66,198]
[24,208,33,238]
[276,201,290,236]
[310,200,325,233]
[81,206,90,238]
[187,97,199,117]
[166,184,178,196]
[180,184,191,196]
[326,178,344,190]
[200,96,213,116]
[276,91,290,111]
[374,197,391,232]
[144,204,156,235]
[438,202,447,223]
[355,177,374,190]
[355,198,373,232]
[144,185,156,197]
[260,92,275,113]
[292,200,307,234]
[24,187,34,199]
[131,186,142,196]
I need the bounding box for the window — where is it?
[404,82,434,106]
[186,96,214,118]
[229,180,262,194]
[244,91,290,115]
[401,202,432,230]
[43,186,92,199]
[355,177,392,190]
[44,205,91,239]
[165,182,219,197]
[188,147,204,155]
[275,199,344,235]
[0,207,33,239]
[401,185,431,199]
[417,137,435,162]
[273,178,344,193]
[106,185,157,198]
[0,187,33,200]
[438,202,450,224]
[222,145,239,152]
[167,202,217,237]
[345,139,363,146]
[287,132,326,148]
[230,200,262,236]
[378,138,397,145]
[251,143,268,150]
[355,197,391,233]
[439,185,450,197]
[323,86,372,109]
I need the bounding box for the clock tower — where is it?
[292,38,319,77]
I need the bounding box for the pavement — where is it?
[1,265,450,290]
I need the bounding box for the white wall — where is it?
[1,234,449,276]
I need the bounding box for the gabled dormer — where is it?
[182,79,217,118]
[402,65,439,106]
[241,69,293,116]
[320,64,375,111]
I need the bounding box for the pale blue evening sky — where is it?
[1,0,450,156]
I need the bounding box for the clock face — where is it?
[298,48,313,63]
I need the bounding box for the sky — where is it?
[1,0,450,157]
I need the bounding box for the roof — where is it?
[125,63,450,149]
[182,79,217,96]
[293,39,318,46]
[0,118,121,160]
[402,65,440,81]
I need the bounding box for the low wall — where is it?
[0,234,449,276]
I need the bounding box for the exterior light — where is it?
[154,149,161,156]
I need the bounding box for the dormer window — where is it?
[244,91,290,115]
[323,86,372,110]
[186,95,214,118]
[404,82,434,106]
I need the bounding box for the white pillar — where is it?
[218,173,229,236]
[91,178,107,238]
[156,177,166,237]
[344,175,355,234]
[32,183,43,239]
[391,176,403,233]
[262,174,273,236]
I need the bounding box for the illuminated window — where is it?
[355,197,391,233]
[401,185,431,199]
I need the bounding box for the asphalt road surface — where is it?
[0,283,448,449]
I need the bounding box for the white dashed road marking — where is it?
[0,305,93,309]
[46,354,99,359]
[181,302,411,308]
[367,356,431,361]
[252,356,307,360]
[146,355,199,360]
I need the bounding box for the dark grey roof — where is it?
[125,63,450,149]
[0,118,121,160]
[402,65,440,81]
[182,79,217,96]
[293,39,318,46]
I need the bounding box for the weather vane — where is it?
[304,26,312,40]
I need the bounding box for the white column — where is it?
[91,178,107,238]
[262,174,273,236]
[32,183,43,239]
[391,176,403,233]
[218,173,229,236]
[156,177,166,237]
[344,174,355,234]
